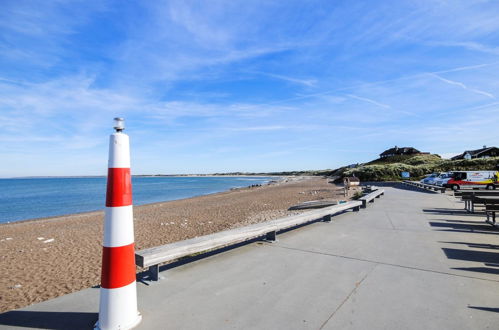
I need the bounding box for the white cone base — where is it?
[95,315,141,330]
[95,281,141,330]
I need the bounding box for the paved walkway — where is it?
[1,185,499,329]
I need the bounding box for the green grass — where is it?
[340,154,499,182]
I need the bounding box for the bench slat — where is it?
[136,222,278,268]
[360,189,385,203]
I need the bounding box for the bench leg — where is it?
[149,265,159,281]
[361,200,367,208]
[486,212,496,227]
[353,206,360,212]
[369,199,374,203]
[323,214,332,222]
[265,230,277,242]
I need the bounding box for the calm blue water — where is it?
[0,176,277,223]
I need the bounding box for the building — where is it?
[379,146,421,158]
[451,146,499,160]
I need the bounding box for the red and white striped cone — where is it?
[95,118,141,330]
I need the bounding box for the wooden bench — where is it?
[472,196,499,227]
[455,191,499,213]
[135,200,364,281]
[485,204,499,227]
[454,191,499,197]
[359,188,385,208]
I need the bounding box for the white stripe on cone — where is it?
[108,133,130,168]
[103,206,135,247]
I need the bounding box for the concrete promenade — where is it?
[1,185,498,329]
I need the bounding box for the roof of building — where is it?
[380,146,420,156]
[451,146,499,160]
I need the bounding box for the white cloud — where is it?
[250,71,317,87]
[346,94,391,109]
[428,73,495,99]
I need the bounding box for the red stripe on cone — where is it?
[100,243,137,289]
[105,168,132,207]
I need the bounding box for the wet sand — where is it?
[0,176,346,312]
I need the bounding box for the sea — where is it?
[0,176,278,224]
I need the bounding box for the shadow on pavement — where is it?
[0,311,97,329]
[452,267,499,275]
[468,306,499,313]
[424,208,481,216]
[430,222,498,234]
[439,241,499,250]
[443,247,499,276]
[442,248,499,264]
[443,219,488,224]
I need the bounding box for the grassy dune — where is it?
[339,154,499,181]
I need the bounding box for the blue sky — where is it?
[1,1,499,176]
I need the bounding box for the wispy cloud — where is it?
[428,73,495,99]
[431,41,499,56]
[228,126,288,132]
[251,71,317,87]
[346,94,391,109]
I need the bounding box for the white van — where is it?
[444,171,499,190]
[434,172,453,186]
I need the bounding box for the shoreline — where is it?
[0,176,286,225]
[0,176,344,313]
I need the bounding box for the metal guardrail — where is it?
[402,181,445,193]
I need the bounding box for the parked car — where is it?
[421,173,440,185]
[434,172,453,187]
[444,171,499,190]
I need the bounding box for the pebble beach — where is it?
[0,176,346,312]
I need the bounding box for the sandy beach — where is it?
[0,176,346,313]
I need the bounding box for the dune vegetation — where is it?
[337,154,499,181]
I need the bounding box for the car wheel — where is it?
[486,184,496,190]
[452,184,460,191]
